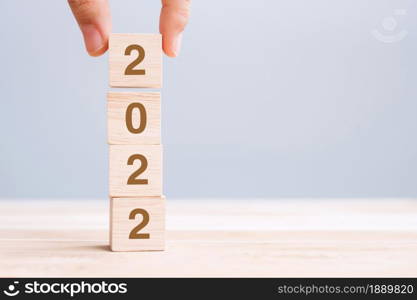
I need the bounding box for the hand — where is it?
[68,0,190,57]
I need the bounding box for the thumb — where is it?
[68,0,111,56]
[160,0,191,57]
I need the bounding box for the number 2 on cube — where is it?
[129,208,150,239]
[124,44,145,75]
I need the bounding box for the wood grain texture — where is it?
[107,92,161,145]
[109,33,162,88]
[109,145,162,197]
[110,197,165,252]
[1,199,416,277]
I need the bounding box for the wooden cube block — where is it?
[108,92,161,145]
[109,33,162,88]
[109,145,162,197]
[110,197,165,251]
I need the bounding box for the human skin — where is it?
[68,0,191,57]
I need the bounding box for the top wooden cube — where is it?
[109,34,162,88]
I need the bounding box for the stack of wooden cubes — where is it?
[108,34,164,251]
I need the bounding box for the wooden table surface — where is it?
[0,199,416,277]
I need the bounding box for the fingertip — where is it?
[162,33,182,57]
[81,24,108,57]
[88,43,108,57]
[164,51,177,58]
[68,0,111,57]
[163,45,177,57]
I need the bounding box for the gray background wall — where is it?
[0,0,416,199]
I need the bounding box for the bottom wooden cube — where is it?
[110,197,165,252]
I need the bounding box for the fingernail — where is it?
[81,24,105,56]
[173,33,183,56]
